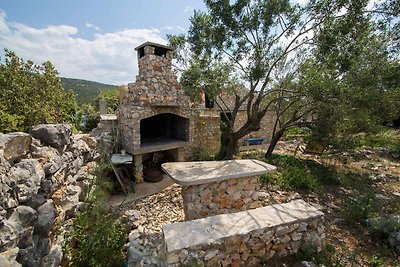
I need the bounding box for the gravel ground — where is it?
[116,184,184,266]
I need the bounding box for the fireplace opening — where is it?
[140,113,189,144]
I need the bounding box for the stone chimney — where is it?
[135,42,174,81]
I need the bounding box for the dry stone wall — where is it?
[189,114,220,157]
[235,110,276,144]
[163,200,325,267]
[0,125,98,267]
[181,176,260,220]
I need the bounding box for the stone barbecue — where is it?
[118,42,193,182]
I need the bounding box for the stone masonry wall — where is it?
[163,200,325,267]
[235,110,276,144]
[198,107,277,149]
[181,176,260,220]
[189,114,220,157]
[0,124,98,267]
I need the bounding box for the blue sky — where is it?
[0,0,382,85]
[0,0,206,84]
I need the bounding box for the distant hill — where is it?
[61,77,119,104]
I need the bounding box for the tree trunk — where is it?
[265,129,285,159]
[217,128,240,160]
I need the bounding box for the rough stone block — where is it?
[30,124,72,148]
[0,132,32,162]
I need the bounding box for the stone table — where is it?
[162,159,276,220]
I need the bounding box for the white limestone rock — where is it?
[0,132,32,163]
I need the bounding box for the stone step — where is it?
[162,199,325,266]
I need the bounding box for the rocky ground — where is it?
[114,139,400,267]
[115,184,184,266]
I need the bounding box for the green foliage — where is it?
[65,140,126,267]
[65,206,127,267]
[353,130,400,151]
[0,49,78,132]
[260,173,280,185]
[78,104,100,133]
[367,215,400,237]
[370,255,386,267]
[0,107,23,133]
[76,89,119,133]
[342,192,378,225]
[308,0,400,144]
[191,147,216,161]
[241,150,265,160]
[170,0,400,160]
[61,77,118,105]
[281,167,318,191]
[93,89,119,113]
[263,154,342,190]
[267,154,304,169]
[283,127,312,138]
[297,242,336,266]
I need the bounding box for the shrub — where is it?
[64,147,126,267]
[0,50,78,132]
[367,215,400,237]
[65,206,128,267]
[192,147,216,161]
[266,154,304,169]
[305,161,342,185]
[282,167,318,191]
[260,173,281,185]
[342,192,377,225]
[370,255,386,267]
[297,242,336,266]
[241,150,265,160]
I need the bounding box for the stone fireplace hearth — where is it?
[118,42,193,183]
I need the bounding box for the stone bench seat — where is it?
[162,199,325,266]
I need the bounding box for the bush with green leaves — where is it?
[342,192,378,225]
[93,89,119,114]
[64,136,126,267]
[263,154,342,191]
[296,242,336,266]
[78,104,100,133]
[281,167,318,191]
[266,154,303,169]
[65,206,128,267]
[191,147,216,161]
[367,215,400,238]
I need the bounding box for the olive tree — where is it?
[170,0,399,159]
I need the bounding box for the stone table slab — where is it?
[161,159,276,186]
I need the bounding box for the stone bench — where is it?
[162,159,276,220]
[162,199,325,266]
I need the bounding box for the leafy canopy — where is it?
[0,49,78,132]
[170,0,400,159]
